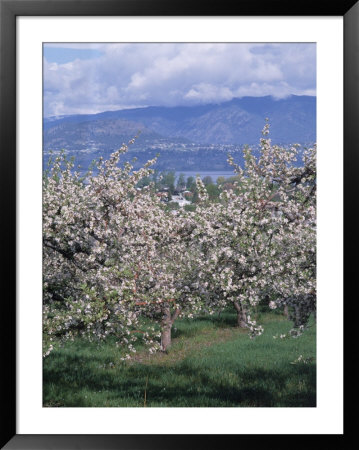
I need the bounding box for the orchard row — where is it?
[43,124,316,358]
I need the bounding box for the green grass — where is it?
[43,311,316,407]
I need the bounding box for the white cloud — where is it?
[43,43,316,116]
[184,84,234,103]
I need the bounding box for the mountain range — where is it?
[43,95,316,172]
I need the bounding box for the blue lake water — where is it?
[44,162,236,182]
[175,171,236,182]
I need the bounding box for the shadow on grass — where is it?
[172,313,239,339]
[43,351,316,408]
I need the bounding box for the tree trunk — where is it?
[294,305,301,327]
[161,322,172,352]
[233,301,248,328]
[160,305,180,351]
[283,305,289,318]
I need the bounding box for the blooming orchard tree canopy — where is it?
[43,141,202,357]
[190,122,316,336]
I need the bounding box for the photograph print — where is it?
[42,43,316,408]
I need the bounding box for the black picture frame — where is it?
[1,0,356,448]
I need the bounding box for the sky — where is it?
[43,43,316,117]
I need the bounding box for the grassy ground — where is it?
[43,311,316,407]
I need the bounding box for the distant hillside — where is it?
[43,117,190,152]
[43,95,316,172]
[44,95,316,147]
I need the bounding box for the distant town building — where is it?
[170,194,191,208]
